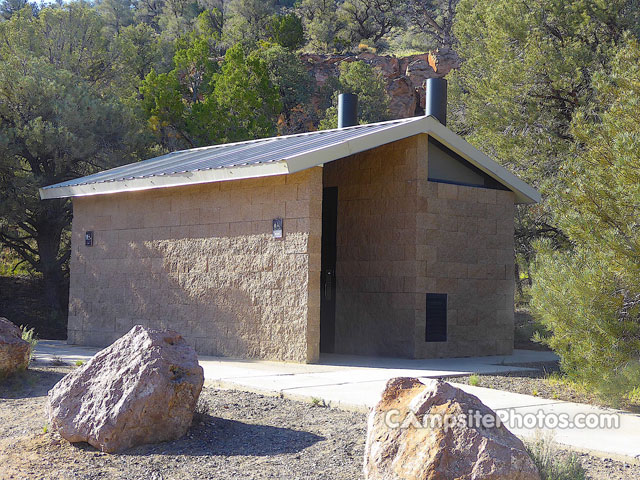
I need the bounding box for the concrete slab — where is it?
[33,341,640,463]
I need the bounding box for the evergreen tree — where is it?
[319,60,390,129]
[339,0,405,46]
[224,0,275,46]
[298,0,342,53]
[253,43,314,134]
[451,0,640,282]
[0,4,144,320]
[141,40,280,148]
[530,39,640,402]
[0,0,35,20]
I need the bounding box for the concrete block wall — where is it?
[67,168,323,363]
[323,133,515,359]
[414,180,516,358]
[323,135,426,357]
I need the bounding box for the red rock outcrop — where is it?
[301,48,460,121]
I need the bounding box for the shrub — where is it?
[526,436,586,480]
[319,60,390,129]
[468,374,480,387]
[20,326,37,363]
[267,13,305,51]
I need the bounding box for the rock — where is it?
[387,77,418,119]
[300,50,460,126]
[428,47,461,75]
[0,317,31,377]
[47,326,204,453]
[364,378,541,480]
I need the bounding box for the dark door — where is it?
[320,187,338,353]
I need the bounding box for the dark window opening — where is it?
[426,293,447,342]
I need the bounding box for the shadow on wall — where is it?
[70,224,310,361]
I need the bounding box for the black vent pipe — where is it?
[425,78,447,125]
[338,93,358,128]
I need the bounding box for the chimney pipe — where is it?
[425,78,447,125]
[338,93,358,128]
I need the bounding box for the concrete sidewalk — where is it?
[34,341,640,463]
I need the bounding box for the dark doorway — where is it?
[320,187,338,353]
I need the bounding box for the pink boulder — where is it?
[0,317,31,377]
[364,377,541,480]
[47,325,204,453]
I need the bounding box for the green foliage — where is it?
[453,0,639,185]
[319,60,390,129]
[452,0,639,257]
[118,23,163,81]
[526,436,586,480]
[253,42,314,133]
[213,44,281,142]
[141,41,280,148]
[225,0,276,47]
[96,0,135,34]
[0,4,143,315]
[0,248,32,276]
[530,39,640,403]
[339,0,405,47]
[468,374,480,387]
[20,325,37,362]
[0,0,34,20]
[267,12,304,50]
[297,0,342,53]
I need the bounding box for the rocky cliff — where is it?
[301,47,460,121]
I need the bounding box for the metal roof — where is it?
[40,116,541,204]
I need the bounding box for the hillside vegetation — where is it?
[1,0,640,402]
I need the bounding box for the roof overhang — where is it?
[39,161,290,200]
[40,116,540,204]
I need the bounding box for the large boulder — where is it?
[0,317,31,377]
[47,326,204,453]
[364,378,541,480]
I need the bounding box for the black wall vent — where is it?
[425,293,447,342]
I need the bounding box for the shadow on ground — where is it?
[0,367,67,399]
[109,414,325,457]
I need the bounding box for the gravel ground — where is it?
[443,361,640,412]
[1,364,639,480]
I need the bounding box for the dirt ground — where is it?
[443,361,640,413]
[1,364,639,480]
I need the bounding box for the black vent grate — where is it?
[425,293,447,342]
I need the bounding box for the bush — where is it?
[267,13,305,51]
[526,436,586,480]
[531,247,640,403]
[20,325,38,364]
[319,60,390,129]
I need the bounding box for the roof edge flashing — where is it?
[39,161,290,200]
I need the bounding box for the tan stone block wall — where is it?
[414,179,516,358]
[322,133,515,359]
[68,169,322,363]
[323,135,426,357]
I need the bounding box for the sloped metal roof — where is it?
[40,116,541,204]
[42,118,416,191]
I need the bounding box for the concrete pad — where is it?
[33,341,640,462]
